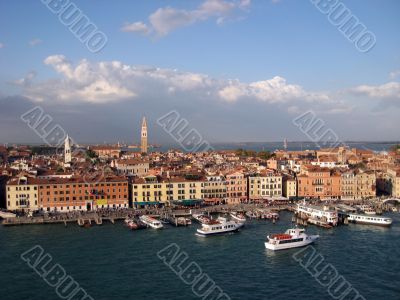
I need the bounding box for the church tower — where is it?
[64,135,72,166]
[141,117,148,154]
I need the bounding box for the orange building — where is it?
[90,146,121,159]
[297,165,341,199]
[37,175,128,212]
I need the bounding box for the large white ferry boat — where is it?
[196,217,244,236]
[296,203,338,226]
[139,215,163,229]
[265,228,319,251]
[347,214,392,227]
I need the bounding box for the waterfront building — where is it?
[384,168,400,197]
[225,170,247,204]
[6,176,39,211]
[282,175,297,199]
[37,175,128,212]
[248,171,282,200]
[203,175,227,204]
[141,117,148,154]
[131,175,204,207]
[341,170,356,200]
[114,159,149,177]
[354,170,376,199]
[297,165,341,199]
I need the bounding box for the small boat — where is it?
[192,213,212,224]
[230,212,246,223]
[177,217,192,226]
[139,215,163,229]
[127,220,138,230]
[265,228,319,251]
[357,205,376,215]
[266,212,279,220]
[245,211,257,219]
[196,217,244,236]
[347,214,392,227]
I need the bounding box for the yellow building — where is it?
[203,176,227,204]
[355,170,376,199]
[283,176,297,199]
[341,170,356,200]
[6,176,39,211]
[387,169,400,198]
[131,175,204,207]
[249,171,282,200]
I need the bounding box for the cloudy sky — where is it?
[0,0,399,145]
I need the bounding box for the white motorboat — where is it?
[230,212,246,223]
[139,215,163,229]
[265,228,319,251]
[192,213,212,224]
[196,217,244,236]
[357,205,376,215]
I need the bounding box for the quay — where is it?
[1,204,293,227]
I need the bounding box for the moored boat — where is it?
[265,228,319,251]
[230,212,246,223]
[192,213,212,224]
[139,215,163,229]
[356,205,376,215]
[127,220,138,230]
[347,214,392,227]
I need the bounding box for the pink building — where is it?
[225,170,247,204]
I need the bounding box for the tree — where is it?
[85,149,97,159]
[390,144,400,152]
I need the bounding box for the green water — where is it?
[1,212,399,300]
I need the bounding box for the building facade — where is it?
[131,175,204,206]
[297,165,341,199]
[6,176,39,211]
[225,171,247,204]
[283,175,297,199]
[36,176,128,212]
[249,172,282,200]
[354,170,376,199]
[114,159,149,177]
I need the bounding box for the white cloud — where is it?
[29,39,42,46]
[122,0,251,37]
[121,22,151,35]
[218,76,330,104]
[350,81,400,100]
[389,70,400,80]
[19,55,352,117]
[11,71,36,87]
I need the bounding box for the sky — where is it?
[0,0,399,146]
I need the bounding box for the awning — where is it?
[134,201,160,206]
[171,199,203,206]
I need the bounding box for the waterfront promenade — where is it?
[1,203,293,226]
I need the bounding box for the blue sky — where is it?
[0,0,399,144]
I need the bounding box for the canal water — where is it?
[1,211,399,300]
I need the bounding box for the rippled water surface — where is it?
[1,212,399,300]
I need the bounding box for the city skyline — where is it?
[0,0,399,144]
